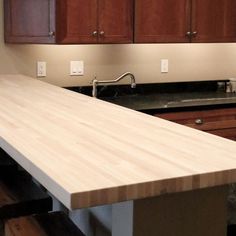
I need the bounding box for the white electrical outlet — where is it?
[70,61,84,76]
[161,59,169,73]
[37,61,46,77]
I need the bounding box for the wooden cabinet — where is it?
[155,108,236,141]
[135,0,236,43]
[97,0,133,44]
[135,0,191,43]
[4,0,133,44]
[5,0,236,44]
[4,0,56,44]
[191,0,236,43]
[57,0,133,44]
[56,0,97,44]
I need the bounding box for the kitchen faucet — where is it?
[92,72,136,98]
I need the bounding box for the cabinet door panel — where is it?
[135,0,190,43]
[155,108,236,140]
[4,0,55,43]
[192,0,236,42]
[209,128,236,141]
[57,0,98,44]
[98,0,133,43]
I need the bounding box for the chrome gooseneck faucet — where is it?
[92,72,136,98]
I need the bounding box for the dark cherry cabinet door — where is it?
[56,0,133,44]
[155,108,236,141]
[135,0,191,43]
[98,0,133,43]
[192,0,236,43]
[56,0,98,44]
[4,0,55,44]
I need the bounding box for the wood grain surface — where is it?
[0,75,235,210]
[5,211,85,236]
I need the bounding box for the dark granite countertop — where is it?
[65,80,236,112]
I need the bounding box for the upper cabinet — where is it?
[97,0,133,44]
[56,0,97,44]
[191,0,236,43]
[135,0,191,43]
[4,0,236,44]
[135,0,236,43]
[4,0,56,43]
[4,0,133,44]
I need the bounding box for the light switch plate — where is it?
[37,61,46,77]
[161,59,169,73]
[70,61,84,76]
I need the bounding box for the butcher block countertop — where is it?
[0,75,236,210]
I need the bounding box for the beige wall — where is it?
[1,0,236,87]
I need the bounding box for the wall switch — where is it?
[70,61,84,76]
[37,61,46,77]
[161,59,169,73]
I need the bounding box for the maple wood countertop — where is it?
[0,75,236,210]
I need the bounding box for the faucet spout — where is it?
[92,72,136,98]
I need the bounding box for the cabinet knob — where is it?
[186,31,191,36]
[195,118,203,125]
[99,31,105,36]
[92,31,98,36]
[48,31,55,37]
[186,31,198,37]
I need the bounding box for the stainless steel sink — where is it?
[166,96,236,108]
[181,97,235,102]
